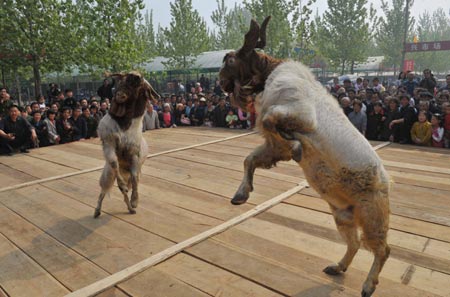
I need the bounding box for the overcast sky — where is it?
[143,0,450,30]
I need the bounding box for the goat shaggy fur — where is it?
[219,17,390,297]
[94,71,159,218]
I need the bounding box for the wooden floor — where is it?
[0,127,449,297]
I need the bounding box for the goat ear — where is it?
[126,72,142,88]
[239,19,260,56]
[256,16,271,49]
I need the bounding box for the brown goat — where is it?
[219,17,390,297]
[94,71,160,218]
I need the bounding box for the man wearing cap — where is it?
[191,97,207,126]
[389,93,417,144]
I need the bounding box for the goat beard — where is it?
[232,79,253,111]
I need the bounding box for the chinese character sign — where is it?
[405,40,450,52]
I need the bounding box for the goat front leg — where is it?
[102,142,128,194]
[130,154,140,209]
[232,142,282,205]
[94,163,116,218]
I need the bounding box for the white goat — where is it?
[94,72,159,218]
[219,17,390,297]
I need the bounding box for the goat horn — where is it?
[240,19,260,55]
[256,16,271,49]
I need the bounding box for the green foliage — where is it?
[75,0,146,74]
[0,0,73,94]
[160,0,210,70]
[137,10,157,62]
[409,9,450,73]
[243,0,294,58]
[211,0,251,50]
[313,0,377,74]
[377,0,414,73]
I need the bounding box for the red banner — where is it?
[403,60,414,72]
[404,40,450,52]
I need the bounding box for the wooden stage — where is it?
[0,127,449,297]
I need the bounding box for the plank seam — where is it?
[0,131,257,194]
[64,181,308,297]
[0,231,72,294]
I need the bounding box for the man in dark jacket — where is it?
[97,78,114,101]
[213,97,228,127]
[419,69,437,94]
[56,107,74,144]
[69,106,87,141]
[389,94,417,144]
[1,105,37,154]
[63,89,78,110]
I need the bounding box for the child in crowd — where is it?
[160,103,176,128]
[443,102,450,148]
[411,110,432,146]
[431,114,445,148]
[226,109,239,129]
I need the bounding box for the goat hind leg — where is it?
[324,205,360,275]
[360,198,391,297]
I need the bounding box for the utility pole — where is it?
[400,0,412,72]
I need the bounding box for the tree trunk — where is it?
[14,69,22,106]
[32,56,42,97]
[350,61,355,74]
[341,60,346,75]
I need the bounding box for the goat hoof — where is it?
[118,185,128,194]
[94,209,101,218]
[231,192,249,205]
[129,209,136,214]
[323,264,344,275]
[361,282,376,297]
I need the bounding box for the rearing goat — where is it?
[219,17,390,297]
[94,71,159,218]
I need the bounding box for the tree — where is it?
[314,0,377,74]
[211,1,251,50]
[377,0,415,74]
[161,0,210,70]
[291,0,317,64]
[410,9,450,73]
[243,0,296,58]
[137,10,156,62]
[76,0,146,74]
[0,0,73,96]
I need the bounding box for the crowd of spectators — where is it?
[331,70,450,148]
[1,69,450,156]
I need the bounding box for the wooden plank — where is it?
[0,233,69,297]
[260,204,450,275]
[206,228,439,297]
[65,182,307,297]
[117,268,210,297]
[0,186,173,273]
[235,217,450,296]
[0,131,257,194]
[0,164,36,187]
[286,193,450,243]
[94,287,129,297]
[0,206,111,291]
[125,253,282,297]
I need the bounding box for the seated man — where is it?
[0,105,37,154]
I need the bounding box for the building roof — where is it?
[142,50,231,73]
